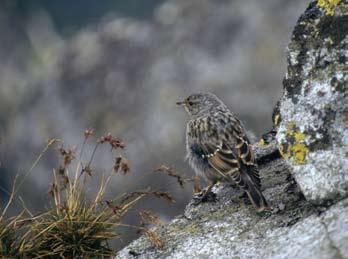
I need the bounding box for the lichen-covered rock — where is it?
[117,146,348,258]
[276,0,348,204]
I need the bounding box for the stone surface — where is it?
[118,147,348,258]
[275,0,348,204]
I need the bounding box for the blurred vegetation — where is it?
[0,131,193,257]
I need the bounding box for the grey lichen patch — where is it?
[276,0,348,205]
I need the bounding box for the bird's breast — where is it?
[185,140,208,175]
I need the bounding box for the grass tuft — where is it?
[0,130,196,257]
[0,215,27,258]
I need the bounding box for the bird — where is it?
[177,92,270,212]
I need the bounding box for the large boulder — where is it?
[276,0,348,204]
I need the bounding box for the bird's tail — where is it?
[241,172,271,212]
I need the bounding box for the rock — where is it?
[275,0,348,204]
[117,145,348,258]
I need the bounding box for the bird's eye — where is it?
[188,101,194,106]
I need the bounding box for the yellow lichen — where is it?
[294,131,305,142]
[273,114,280,127]
[291,142,308,164]
[278,123,309,165]
[317,0,341,15]
[257,139,265,147]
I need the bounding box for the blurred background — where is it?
[0,0,307,249]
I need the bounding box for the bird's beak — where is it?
[176,100,186,106]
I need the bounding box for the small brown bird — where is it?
[177,92,270,212]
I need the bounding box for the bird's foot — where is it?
[192,190,217,205]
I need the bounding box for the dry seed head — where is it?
[59,147,75,166]
[152,191,176,203]
[84,128,94,139]
[143,229,164,248]
[154,165,185,187]
[82,165,93,176]
[98,133,126,149]
[114,156,130,174]
[139,210,163,226]
[105,200,122,215]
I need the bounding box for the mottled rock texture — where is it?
[276,0,348,204]
[118,143,348,258]
[117,1,348,258]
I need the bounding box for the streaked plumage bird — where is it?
[177,92,270,212]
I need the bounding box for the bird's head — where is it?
[176,92,223,118]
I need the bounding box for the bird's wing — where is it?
[197,122,261,189]
[190,113,268,211]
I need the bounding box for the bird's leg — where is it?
[192,181,217,205]
[238,191,251,205]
